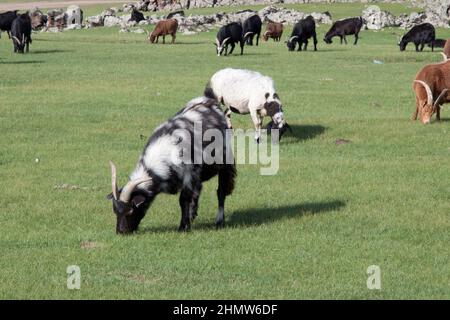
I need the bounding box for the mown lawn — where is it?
[0,3,449,299]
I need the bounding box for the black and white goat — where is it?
[205,68,290,143]
[108,97,236,234]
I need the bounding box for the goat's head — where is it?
[323,32,333,44]
[214,37,230,56]
[12,34,26,53]
[286,36,298,51]
[414,80,449,124]
[262,31,270,41]
[107,161,153,234]
[398,36,407,51]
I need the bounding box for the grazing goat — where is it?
[148,18,178,44]
[11,13,32,53]
[262,22,283,42]
[130,8,145,23]
[399,23,435,52]
[0,10,18,39]
[286,16,317,51]
[412,60,450,124]
[205,68,290,143]
[108,97,236,234]
[215,22,244,56]
[324,17,363,45]
[242,15,262,46]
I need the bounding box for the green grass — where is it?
[0,3,449,299]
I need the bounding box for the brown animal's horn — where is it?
[119,176,152,203]
[263,31,270,36]
[109,161,119,200]
[414,80,433,106]
[221,37,230,46]
[433,89,449,108]
[441,52,448,61]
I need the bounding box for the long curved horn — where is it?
[109,161,119,200]
[243,32,253,39]
[215,37,220,46]
[441,52,448,61]
[433,89,449,108]
[288,35,298,43]
[12,36,21,44]
[414,80,433,106]
[22,34,25,45]
[119,176,152,203]
[221,37,231,46]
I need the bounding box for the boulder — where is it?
[66,5,83,26]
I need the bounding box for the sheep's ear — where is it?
[265,92,270,100]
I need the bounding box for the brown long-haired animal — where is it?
[148,18,178,44]
[441,39,450,61]
[412,60,450,124]
[262,22,283,42]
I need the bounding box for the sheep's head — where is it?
[107,161,153,234]
[286,36,298,51]
[214,37,230,56]
[414,80,449,124]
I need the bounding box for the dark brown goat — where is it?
[148,18,178,44]
[412,60,450,124]
[262,22,283,42]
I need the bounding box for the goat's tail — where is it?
[219,163,236,196]
[204,81,217,101]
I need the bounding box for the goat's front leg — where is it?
[250,110,262,143]
[412,99,419,121]
[436,106,441,121]
[189,183,202,221]
[178,188,193,232]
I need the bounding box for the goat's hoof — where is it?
[178,224,191,232]
[215,221,225,229]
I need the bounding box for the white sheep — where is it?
[205,68,288,142]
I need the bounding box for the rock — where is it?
[87,15,104,27]
[64,24,82,31]
[104,16,124,27]
[362,5,398,30]
[133,28,146,33]
[66,5,83,26]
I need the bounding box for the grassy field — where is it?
[0,3,449,299]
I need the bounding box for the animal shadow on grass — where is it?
[270,124,326,143]
[139,200,345,233]
[31,49,72,54]
[228,200,346,227]
[0,60,44,65]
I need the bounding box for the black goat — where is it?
[243,15,262,46]
[10,13,32,53]
[286,16,318,51]
[399,23,436,52]
[0,10,18,39]
[324,16,363,45]
[215,22,244,56]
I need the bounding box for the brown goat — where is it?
[442,39,450,60]
[262,22,283,42]
[412,60,450,124]
[148,19,178,44]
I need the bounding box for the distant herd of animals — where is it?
[1,8,449,233]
